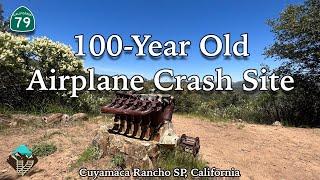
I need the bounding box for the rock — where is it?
[0,114,11,120]
[9,121,18,127]
[0,174,18,180]
[158,121,179,146]
[70,113,88,122]
[1,114,42,127]
[0,117,11,127]
[42,113,67,124]
[12,114,42,122]
[272,121,282,126]
[0,114,43,127]
[232,119,245,123]
[61,114,70,123]
[0,169,8,173]
[45,128,63,137]
[92,125,160,169]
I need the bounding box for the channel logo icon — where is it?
[7,144,38,176]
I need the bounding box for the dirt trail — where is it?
[0,115,319,179]
[173,115,320,180]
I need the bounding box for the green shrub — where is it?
[70,145,100,169]
[32,142,57,157]
[111,153,125,168]
[0,32,84,112]
[156,148,207,171]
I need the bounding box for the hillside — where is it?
[0,114,319,179]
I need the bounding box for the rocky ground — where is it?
[0,114,319,179]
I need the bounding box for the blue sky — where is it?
[2,0,304,81]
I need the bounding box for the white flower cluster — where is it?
[0,32,84,78]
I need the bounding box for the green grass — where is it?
[32,142,57,157]
[156,148,207,171]
[69,145,100,170]
[0,105,14,115]
[0,103,78,116]
[111,153,125,168]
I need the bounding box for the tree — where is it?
[0,4,9,32]
[265,0,320,127]
[0,4,3,22]
[265,0,320,77]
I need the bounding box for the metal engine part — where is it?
[101,91,174,141]
[158,121,179,146]
[177,134,200,156]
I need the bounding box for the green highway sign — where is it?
[10,6,35,32]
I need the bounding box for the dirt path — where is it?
[173,115,320,180]
[0,115,319,179]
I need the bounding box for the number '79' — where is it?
[14,17,31,28]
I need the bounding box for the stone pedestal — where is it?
[92,125,160,169]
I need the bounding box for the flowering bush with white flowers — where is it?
[0,32,84,111]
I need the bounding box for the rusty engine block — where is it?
[178,134,200,157]
[101,92,174,141]
[101,92,200,156]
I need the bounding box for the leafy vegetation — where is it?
[156,148,207,170]
[70,145,100,169]
[0,31,111,115]
[32,142,57,157]
[264,0,320,126]
[111,153,125,168]
[0,4,9,32]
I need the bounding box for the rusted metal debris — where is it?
[101,91,174,141]
[101,91,200,156]
[177,134,200,156]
